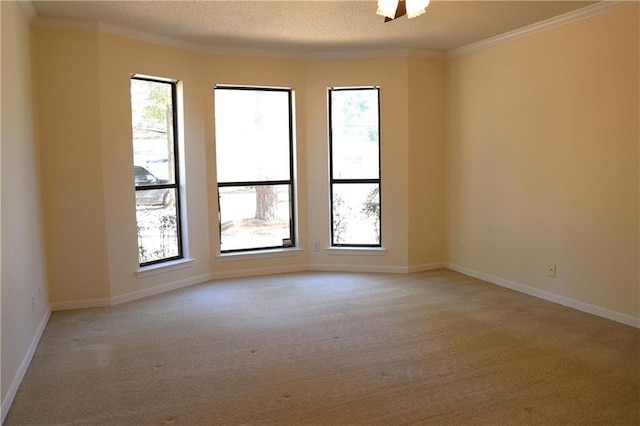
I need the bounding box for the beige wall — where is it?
[202,53,310,275]
[97,34,212,297]
[33,29,312,300]
[97,35,311,290]
[305,58,412,269]
[7,4,638,321]
[1,0,50,411]
[407,57,447,268]
[34,27,111,303]
[447,5,639,317]
[31,29,440,305]
[2,3,639,418]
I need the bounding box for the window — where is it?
[329,87,381,246]
[214,86,296,253]
[130,76,183,266]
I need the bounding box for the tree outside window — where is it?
[130,76,183,265]
[329,87,381,246]
[214,87,296,252]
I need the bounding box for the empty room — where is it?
[2,0,639,424]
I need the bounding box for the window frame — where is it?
[214,85,296,254]
[131,75,184,267]
[328,86,382,248]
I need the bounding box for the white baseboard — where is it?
[51,274,214,311]
[211,264,307,280]
[111,273,213,305]
[448,263,640,329]
[303,261,445,274]
[49,263,638,329]
[1,308,52,424]
[407,262,448,273]
[7,263,637,425]
[50,297,111,311]
[308,263,409,274]
[50,263,447,310]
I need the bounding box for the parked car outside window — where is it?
[134,165,174,207]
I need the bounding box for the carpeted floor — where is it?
[5,269,640,425]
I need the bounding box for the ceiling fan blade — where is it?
[384,0,407,22]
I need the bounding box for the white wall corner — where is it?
[1,308,51,424]
[18,1,36,21]
[447,263,640,329]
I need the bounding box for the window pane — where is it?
[219,185,292,252]
[331,90,379,180]
[136,189,180,264]
[215,89,291,183]
[131,79,176,185]
[332,183,380,245]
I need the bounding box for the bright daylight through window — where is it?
[329,87,381,247]
[214,87,295,253]
[130,76,183,266]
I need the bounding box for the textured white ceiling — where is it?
[31,1,597,53]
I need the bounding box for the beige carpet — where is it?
[5,270,639,425]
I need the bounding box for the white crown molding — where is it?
[23,3,446,60]
[306,48,446,60]
[57,18,446,60]
[203,45,306,59]
[407,48,447,60]
[447,1,635,58]
[31,15,99,32]
[98,22,208,53]
[22,1,631,61]
[99,22,307,59]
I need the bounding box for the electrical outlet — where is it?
[457,243,465,254]
[39,288,42,302]
[313,242,320,252]
[548,263,556,278]
[32,296,36,313]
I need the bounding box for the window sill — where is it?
[217,247,303,262]
[136,258,194,279]
[326,247,387,256]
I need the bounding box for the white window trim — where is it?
[325,247,386,256]
[214,86,297,254]
[136,258,194,278]
[217,247,303,262]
